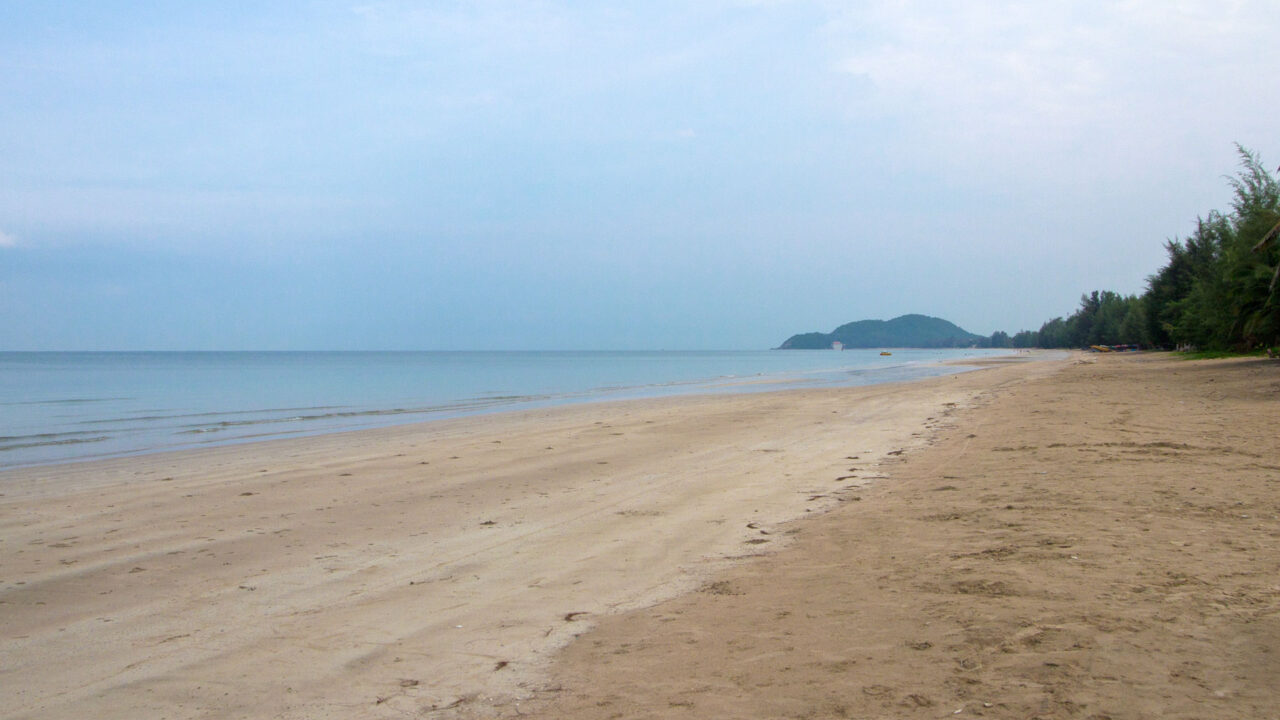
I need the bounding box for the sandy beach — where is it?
[1,357,1029,719]
[3,352,1277,719]
[524,353,1280,720]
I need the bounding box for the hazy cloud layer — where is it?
[1,1,1277,349]
[832,1,1278,180]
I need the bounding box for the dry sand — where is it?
[3,352,1276,720]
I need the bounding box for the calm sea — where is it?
[0,349,1008,469]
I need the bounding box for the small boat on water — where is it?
[880,351,892,356]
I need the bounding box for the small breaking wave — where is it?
[0,434,110,452]
[171,396,555,436]
[0,397,129,406]
[75,406,348,427]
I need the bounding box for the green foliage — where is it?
[783,148,1278,352]
[1174,348,1268,360]
[1026,292,1147,349]
[779,314,985,349]
[1142,146,1280,350]
[1003,145,1280,351]
[1010,330,1038,348]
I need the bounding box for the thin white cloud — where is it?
[349,2,571,59]
[827,1,1280,183]
[0,230,16,248]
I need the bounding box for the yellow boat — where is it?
[880,351,892,356]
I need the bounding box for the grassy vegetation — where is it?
[1174,348,1271,360]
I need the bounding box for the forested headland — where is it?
[779,314,984,349]
[993,147,1280,352]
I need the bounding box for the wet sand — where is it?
[522,353,1280,720]
[1,357,1049,719]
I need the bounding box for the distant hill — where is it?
[778,314,986,349]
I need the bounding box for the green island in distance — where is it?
[778,314,987,349]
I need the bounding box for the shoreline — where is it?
[1,354,1056,719]
[0,349,1015,472]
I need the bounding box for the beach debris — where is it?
[616,509,662,517]
[494,660,509,671]
[564,611,589,622]
[703,581,742,596]
[861,685,892,697]
[480,520,496,526]
[399,679,419,688]
[428,695,474,711]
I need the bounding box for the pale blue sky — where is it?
[3,1,1278,349]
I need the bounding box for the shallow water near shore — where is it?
[0,348,1008,468]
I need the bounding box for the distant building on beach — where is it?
[831,341,844,351]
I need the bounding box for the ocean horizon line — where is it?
[0,346,988,355]
[1,348,793,354]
